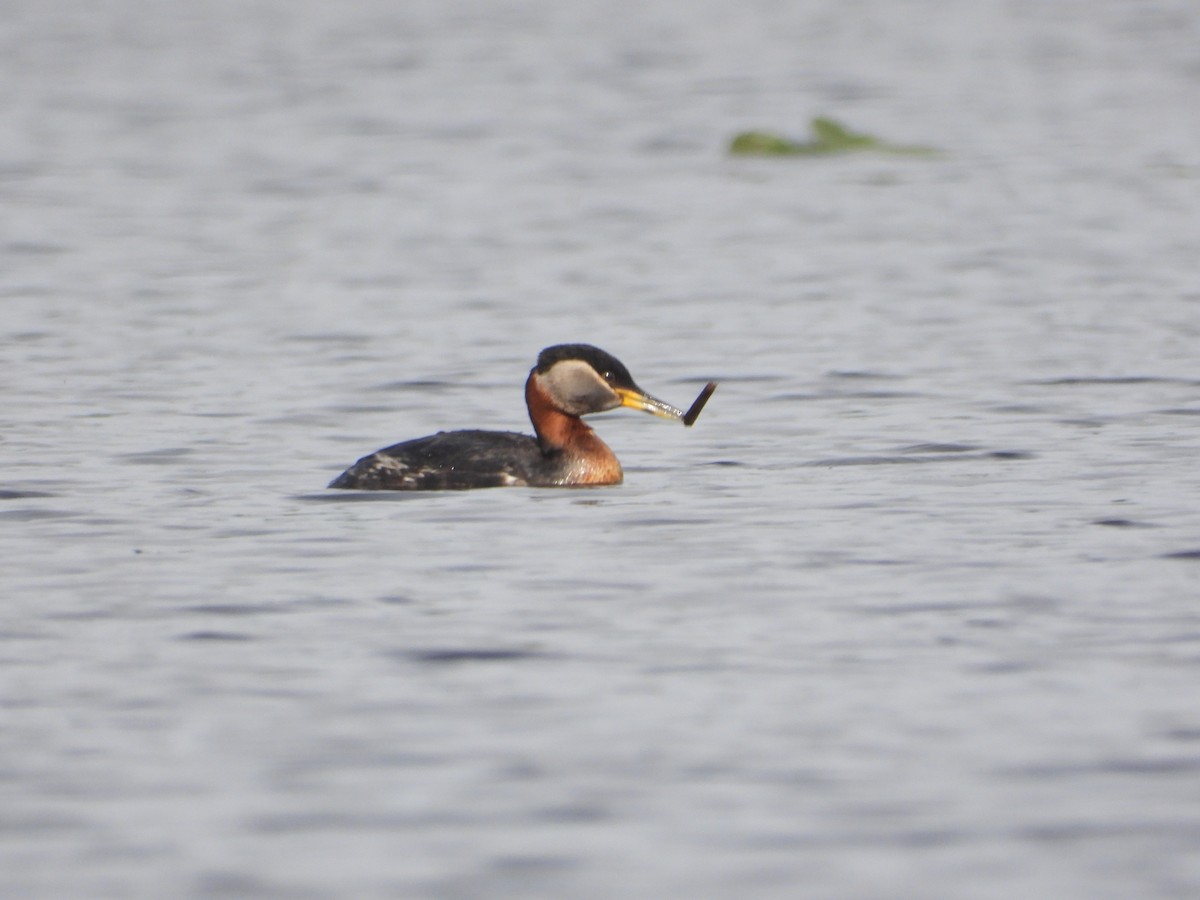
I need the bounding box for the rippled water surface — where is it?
[4,2,1200,897]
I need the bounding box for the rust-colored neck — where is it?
[525,370,623,485]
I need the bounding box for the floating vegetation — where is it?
[730,117,939,157]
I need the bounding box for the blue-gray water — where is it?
[4,2,1200,897]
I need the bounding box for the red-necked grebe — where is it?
[328,343,715,490]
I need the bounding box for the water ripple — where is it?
[400,648,552,664]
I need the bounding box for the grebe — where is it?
[328,344,713,490]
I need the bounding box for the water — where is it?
[4,1,1200,897]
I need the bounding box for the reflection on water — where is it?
[4,1,1200,898]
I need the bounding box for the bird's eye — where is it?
[602,370,614,382]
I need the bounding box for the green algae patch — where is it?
[730,117,939,157]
